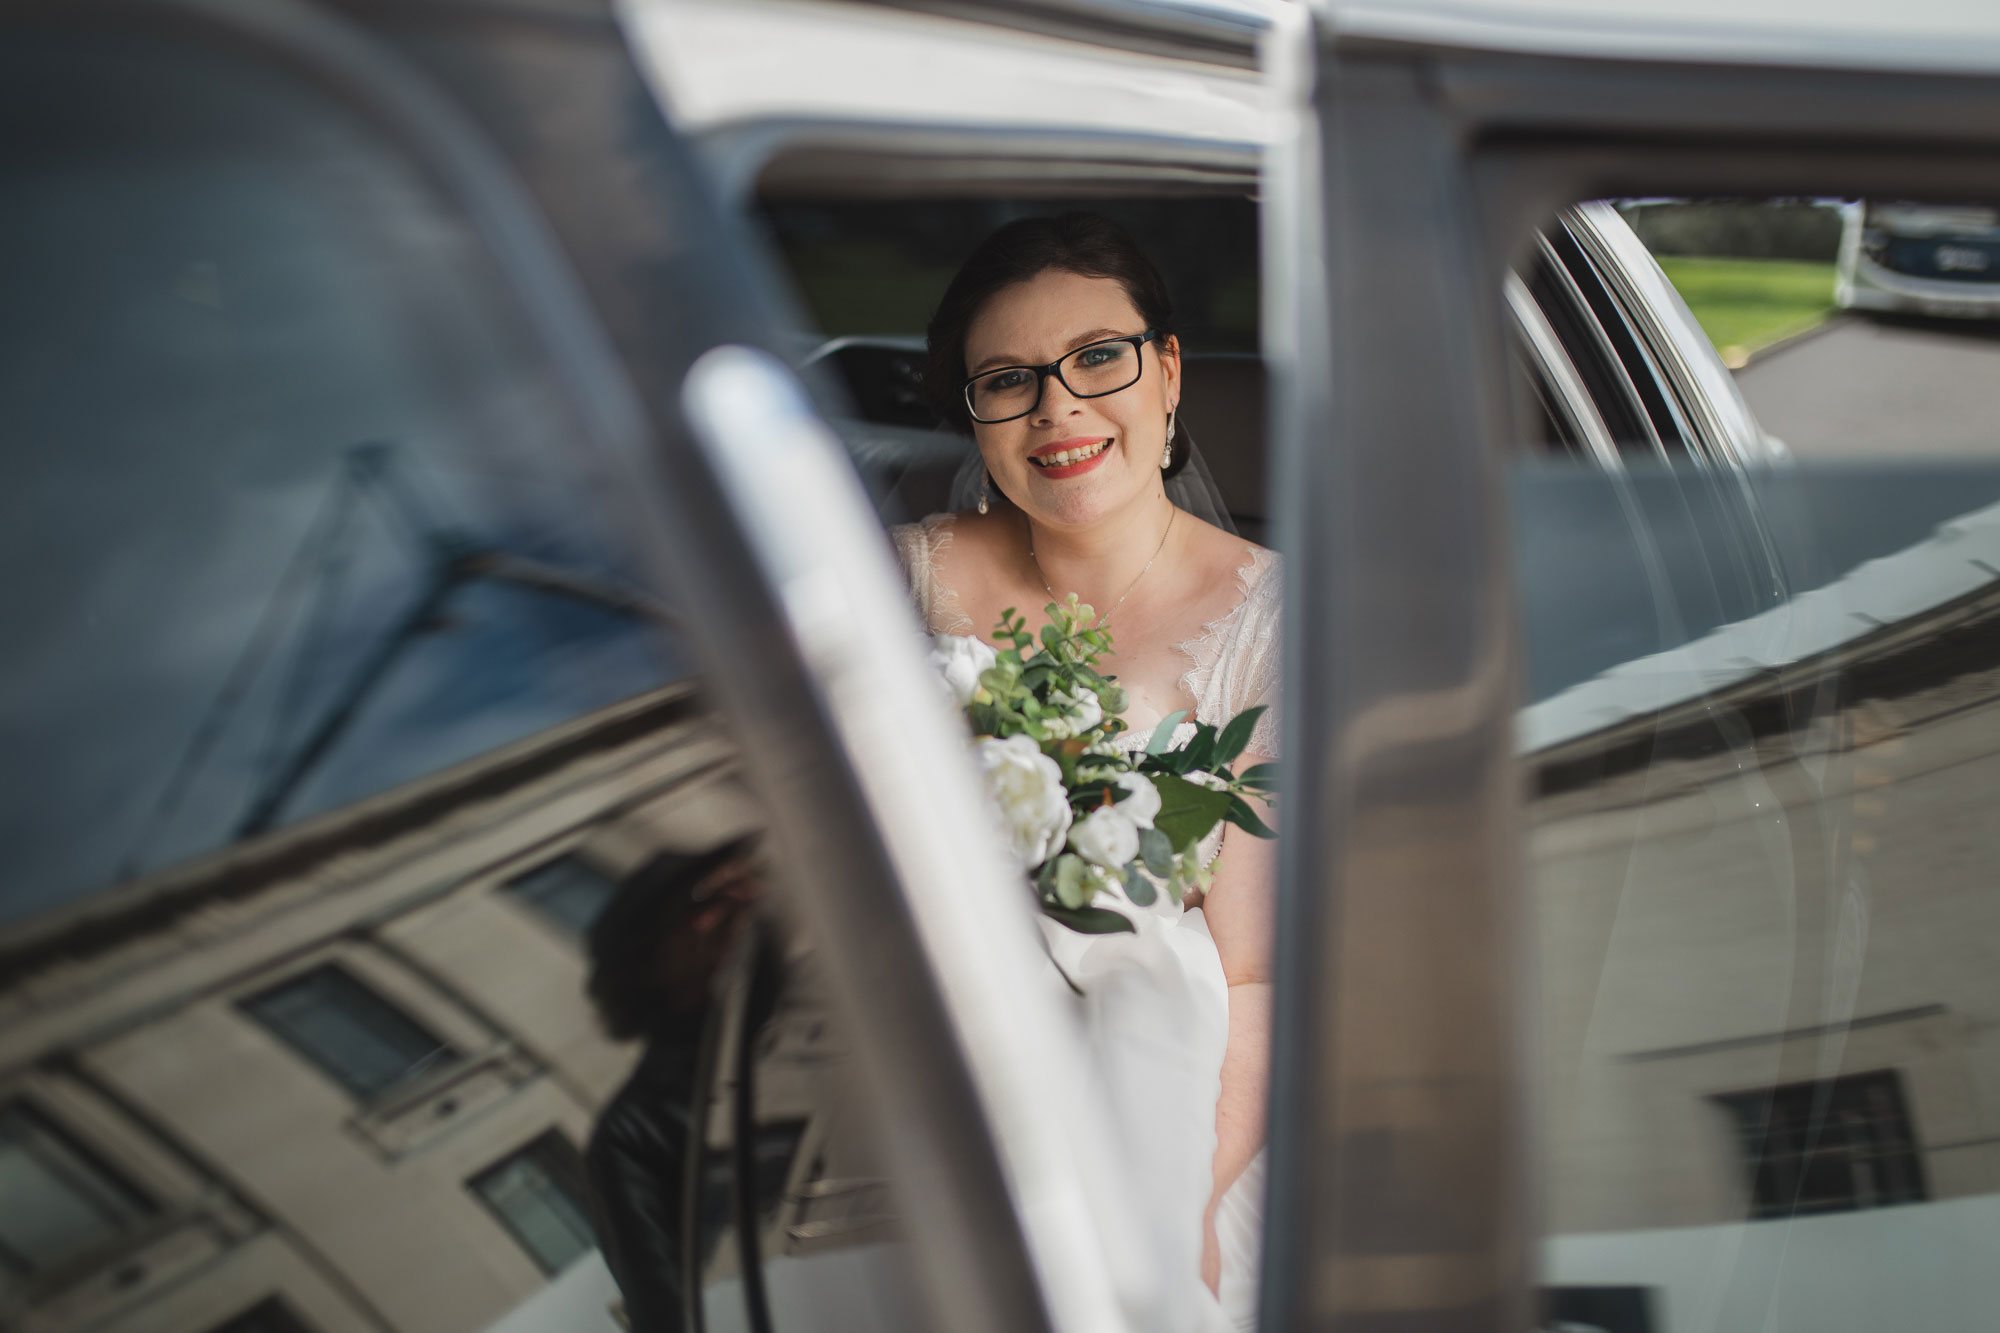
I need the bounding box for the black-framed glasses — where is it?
[961,329,1159,424]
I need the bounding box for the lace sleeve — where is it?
[1231,553,1282,759]
[889,513,973,635]
[1183,549,1282,760]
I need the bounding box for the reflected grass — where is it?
[1656,256,1837,367]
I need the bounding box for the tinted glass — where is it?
[241,966,458,1101]
[1519,196,2000,1331]
[469,1134,597,1275]
[0,30,685,926]
[0,1103,151,1277]
[504,856,622,936]
[0,16,924,1333]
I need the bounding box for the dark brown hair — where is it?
[586,838,757,1040]
[924,213,1185,477]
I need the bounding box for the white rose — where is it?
[1113,772,1161,830]
[1070,804,1141,870]
[974,735,1072,870]
[1049,686,1104,733]
[929,633,997,707]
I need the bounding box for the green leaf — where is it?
[1042,903,1136,935]
[1139,826,1174,876]
[1054,854,1088,909]
[1214,706,1266,768]
[1239,762,1279,791]
[1145,709,1190,756]
[1150,772,1234,853]
[1121,863,1157,907]
[1225,793,1276,839]
[1182,723,1218,773]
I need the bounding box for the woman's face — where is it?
[963,269,1180,531]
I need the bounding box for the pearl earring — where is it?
[1162,410,1177,469]
[977,471,990,515]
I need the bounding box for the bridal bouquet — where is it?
[930,597,1276,935]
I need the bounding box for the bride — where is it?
[891,213,1279,1330]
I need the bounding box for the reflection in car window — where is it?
[0,19,933,1333]
[1517,197,2000,1332]
[0,20,720,1333]
[0,29,685,927]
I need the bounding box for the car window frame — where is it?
[1265,10,2000,1329]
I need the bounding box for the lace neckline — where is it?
[906,511,1275,725]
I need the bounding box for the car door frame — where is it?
[1263,8,2000,1331]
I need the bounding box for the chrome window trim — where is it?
[1533,231,1672,463]
[1564,200,1779,472]
[1504,272,1622,471]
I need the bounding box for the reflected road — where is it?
[1736,313,2000,458]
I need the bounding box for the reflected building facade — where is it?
[0,684,849,1333]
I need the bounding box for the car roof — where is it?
[625,0,1275,141]
[1322,0,2000,76]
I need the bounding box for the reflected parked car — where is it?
[1836,199,2000,318]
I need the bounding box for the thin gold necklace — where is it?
[1026,505,1177,626]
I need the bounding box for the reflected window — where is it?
[204,1298,314,1333]
[1716,1071,1927,1219]
[241,965,457,1101]
[468,1132,595,1275]
[504,854,619,936]
[0,1101,152,1277]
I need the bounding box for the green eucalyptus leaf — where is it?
[1239,762,1280,792]
[1150,772,1234,853]
[1139,827,1175,876]
[1042,903,1136,935]
[1226,793,1277,839]
[1054,854,1088,909]
[1122,863,1157,907]
[1214,706,1266,768]
[1144,709,1190,756]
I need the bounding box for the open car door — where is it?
[0,4,1166,1332]
[1268,4,2000,1331]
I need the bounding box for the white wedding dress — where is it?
[894,513,1281,1333]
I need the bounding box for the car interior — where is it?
[743,150,1688,555]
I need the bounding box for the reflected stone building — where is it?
[0,684,783,1333]
[1530,580,2000,1323]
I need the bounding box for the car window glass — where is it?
[0,20,924,1333]
[0,28,687,924]
[1516,195,2000,1332]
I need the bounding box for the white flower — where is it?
[1113,772,1160,830]
[974,735,1072,870]
[1051,686,1104,732]
[1070,804,1141,869]
[929,633,997,706]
